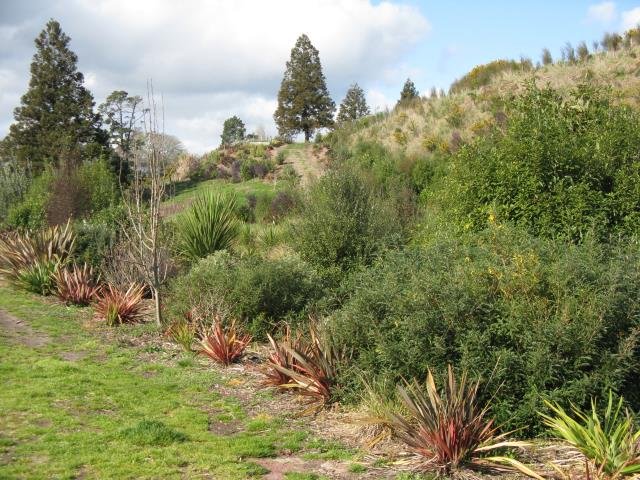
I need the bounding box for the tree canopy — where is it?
[220,116,246,146]
[336,83,370,123]
[2,19,103,170]
[396,78,419,107]
[274,34,335,141]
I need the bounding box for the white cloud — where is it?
[0,0,430,152]
[621,7,640,30]
[366,88,394,113]
[587,1,617,24]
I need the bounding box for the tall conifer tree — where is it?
[397,78,419,107]
[274,34,335,141]
[3,19,100,170]
[337,83,370,123]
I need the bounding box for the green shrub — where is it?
[5,169,54,230]
[176,192,239,261]
[77,159,119,213]
[447,84,640,241]
[294,167,403,274]
[329,225,640,434]
[0,162,30,226]
[166,252,322,338]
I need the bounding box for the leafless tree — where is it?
[119,81,169,327]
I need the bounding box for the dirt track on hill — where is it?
[279,144,327,187]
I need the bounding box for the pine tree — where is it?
[397,78,419,107]
[3,19,101,171]
[336,83,370,123]
[220,116,246,146]
[274,34,335,141]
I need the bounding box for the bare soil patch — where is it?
[0,309,50,347]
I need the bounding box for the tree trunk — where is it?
[304,128,311,142]
[152,288,162,327]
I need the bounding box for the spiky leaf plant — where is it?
[0,221,75,294]
[541,392,640,479]
[263,325,311,387]
[268,323,343,406]
[94,283,146,326]
[388,366,540,477]
[177,192,239,261]
[54,263,101,305]
[198,317,251,365]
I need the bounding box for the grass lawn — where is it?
[165,178,283,210]
[0,288,342,479]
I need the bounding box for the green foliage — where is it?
[176,192,239,261]
[294,167,404,273]
[220,116,246,146]
[337,83,370,123]
[0,162,30,226]
[166,252,322,339]
[98,90,142,163]
[16,260,59,295]
[274,34,335,141]
[0,221,75,295]
[5,169,54,229]
[329,225,640,434]
[450,59,532,93]
[397,78,419,107]
[448,84,640,241]
[118,420,188,446]
[3,19,104,170]
[542,392,640,477]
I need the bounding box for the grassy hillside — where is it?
[333,44,640,159]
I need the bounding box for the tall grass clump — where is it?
[0,221,75,294]
[176,192,239,261]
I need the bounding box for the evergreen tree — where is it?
[3,19,101,171]
[336,83,370,123]
[220,116,246,146]
[98,90,142,183]
[541,48,553,66]
[274,34,335,141]
[397,78,419,107]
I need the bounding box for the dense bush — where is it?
[166,252,323,338]
[5,168,54,229]
[448,84,640,241]
[294,167,404,274]
[0,162,30,227]
[5,159,119,230]
[329,225,640,434]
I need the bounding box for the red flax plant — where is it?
[197,316,252,365]
[94,283,146,326]
[265,323,343,408]
[262,325,311,387]
[54,263,101,305]
[388,366,542,478]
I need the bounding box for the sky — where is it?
[1,0,639,153]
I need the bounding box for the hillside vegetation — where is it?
[3,20,640,479]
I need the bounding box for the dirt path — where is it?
[0,309,49,347]
[279,144,327,187]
